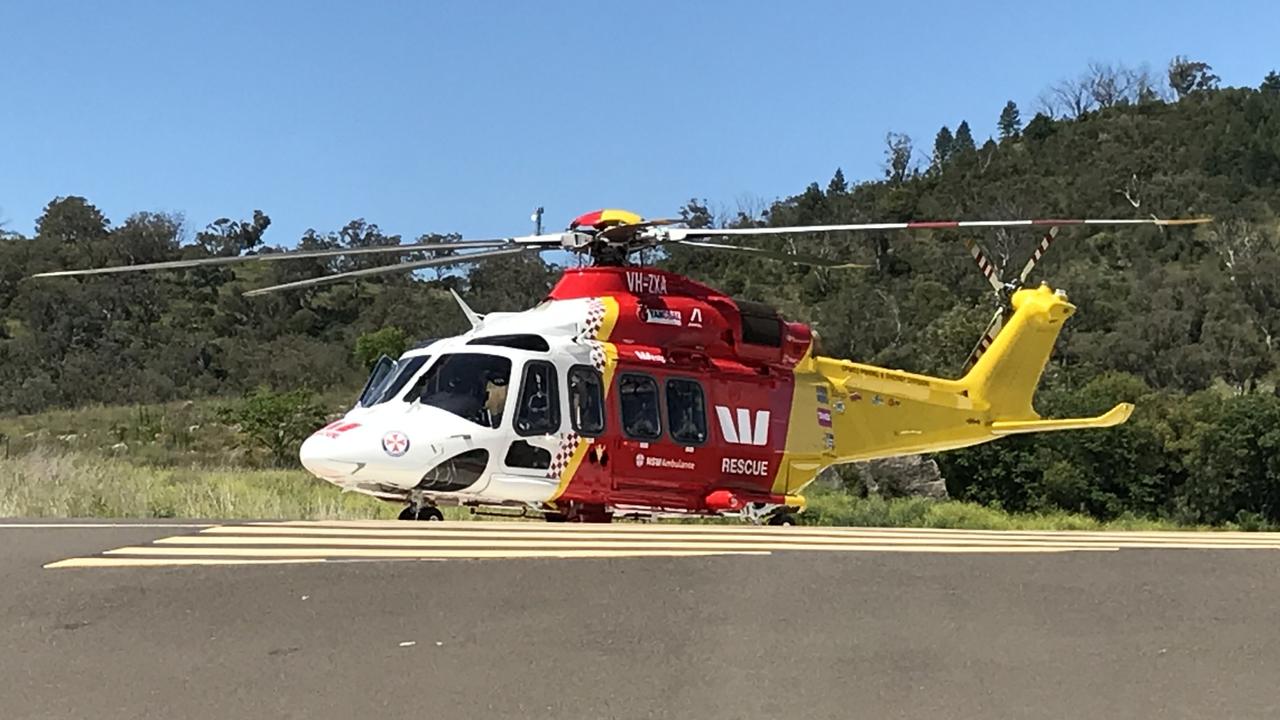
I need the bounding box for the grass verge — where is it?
[0,449,1234,530]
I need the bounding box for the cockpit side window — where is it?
[514,360,560,436]
[619,373,662,441]
[402,353,511,428]
[568,365,605,436]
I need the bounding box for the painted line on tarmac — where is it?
[197,524,1280,547]
[44,557,327,569]
[100,544,1099,559]
[166,534,1115,552]
[249,520,1280,542]
[2,522,215,529]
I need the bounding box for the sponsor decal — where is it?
[887,397,901,407]
[381,430,410,457]
[625,271,668,295]
[721,457,770,477]
[850,392,862,402]
[688,307,704,328]
[833,400,846,413]
[642,307,682,326]
[824,432,835,450]
[817,408,833,427]
[815,385,829,404]
[637,454,696,471]
[633,349,666,364]
[871,395,884,406]
[715,406,771,446]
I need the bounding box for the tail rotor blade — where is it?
[1018,226,1059,286]
[963,238,1005,294]
[963,308,1006,374]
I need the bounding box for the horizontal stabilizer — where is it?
[990,403,1134,436]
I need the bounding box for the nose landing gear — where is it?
[398,503,444,521]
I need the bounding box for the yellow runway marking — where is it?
[166,534,1111,552]
[103,546,772,560]
[44,520,1280,569]
[44,557,326,569]
[199,524,1280,547]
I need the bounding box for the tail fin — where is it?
[961,284,1108,423]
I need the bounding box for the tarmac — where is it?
[4,519,1279,719]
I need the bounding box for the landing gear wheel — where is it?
[398,505,444,521]
[767,513,798,526]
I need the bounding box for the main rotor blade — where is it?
[664,216,1212,241]
[241,246,533,297]
[1018,226,1060,286]
[672,240,870,268]
[963,237,1005,293]
[29,239,513,278]
[962,308,1006,375]
[31,231,572,279]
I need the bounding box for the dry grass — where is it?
[0,449,404,520]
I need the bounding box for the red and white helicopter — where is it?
[36,209,1209,523]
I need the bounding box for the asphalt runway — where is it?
[4,520,1280,719]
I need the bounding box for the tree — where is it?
[1262,71,1280,94]
[997,100,1022,140]
[1085,61,1132,108]
[952,121,975,153]
[827,168,847,195]
[883,132,914,184]
[1167,56,1220,98]
[932,125,954,167]
[1045,75,1095,117]
[354,326,408,369]
[195,210,270,257]
[217,388,329,466]
[1022,112,1055,142]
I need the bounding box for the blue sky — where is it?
[2,1,1277,245]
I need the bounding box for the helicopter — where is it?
[34,208,1211,523]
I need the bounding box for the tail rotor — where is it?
[960,226,1060,374]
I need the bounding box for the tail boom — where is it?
[779,284,1132,495]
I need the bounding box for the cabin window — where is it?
[568,365,605,436]
[619,373,662,440]
[504,440,551,470]
[402,353,510,428]
[514,360,560,436]
[666,378,707,445]
[467,334,550,352]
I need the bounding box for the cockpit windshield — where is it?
[359,355,430,407]
[357,355,396,407]
[402,353,512,428]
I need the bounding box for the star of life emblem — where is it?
[382,431,410,457]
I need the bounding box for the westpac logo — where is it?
[715,406,770,446]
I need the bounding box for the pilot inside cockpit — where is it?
[404,353,512,429]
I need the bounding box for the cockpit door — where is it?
[488,360,564,502]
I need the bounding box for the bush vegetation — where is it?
[4,60,1280,525]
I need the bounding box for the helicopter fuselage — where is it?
[299,265,1130,521]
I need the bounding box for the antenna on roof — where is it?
[531,207,544,235]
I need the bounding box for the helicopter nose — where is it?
[299,434,363,479]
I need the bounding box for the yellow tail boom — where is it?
[777,284,1132,497]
